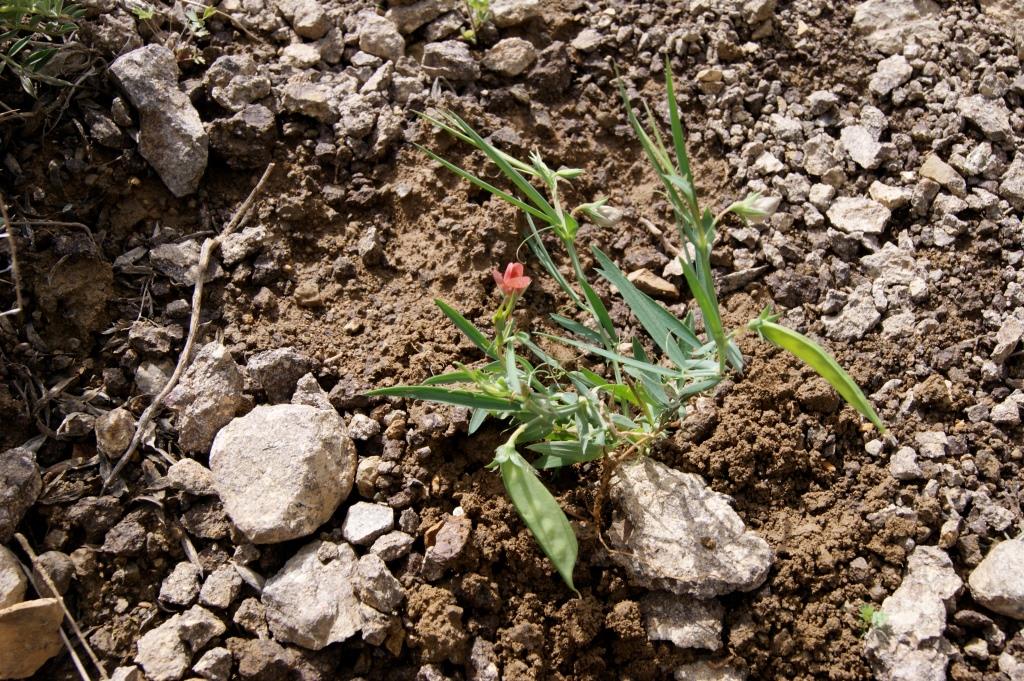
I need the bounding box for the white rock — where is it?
[992,317,1024,364]
[166,458,216,496]
[354,553,405,612]
[852,0,941,53]
[422,40,479,81]
[277,0,329,39]
[342,502,394,546]
[261,540,363,650]
[199,565,242,610]
[991,398,1021,426]
[608,458,773,599]
[864,546,961,681]
[868,181,910,210]
[210,404,356,544]
[641,592,722,650]
[0,447,41,543]
[1000,153,1024,210]
[109,45,208,197]
[1000,651,1024,681]
[165,342,246,454]
[348,414,380,440]
[0,546,26,610]
[482,37,537,77]
[358,12,404,61]
[204,55,271,113]
[159,561,202,607]
[490,0,541,27]
[827,197,891,235]
[822,285,880,341]
[192,646,231,681]
[675,661,746,681]
[969,538,1024,619]
[957,95,1013,144]
[889,447,922,480]
[869,54,912,96]
[840,125,884,169]
[135,606,226,681]
[370,530,415,562]
[919,154,966,197]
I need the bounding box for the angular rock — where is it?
[280,81,335,122]
[968,538,1024,620]
[95,407,135,458]
[199,565,242,610]
[491,0,541,26]
[370,530,415,562]
[889,447,923,481]
[276,0,329,39]
[291,373,333,411]
[354,553,405,612]
[31,551,73,598]
[135,606,226,681]
[0,599,64,679]
[204,54,271,112]
[868,181,911,210]
[827,197,890,236]
[109,45,208,197]
[422,41,479,82]
[208,105,277,170]
[865,546,961,681]
[641,593,723,650]
[919,154,966,197]
[150,240,221,286]
[840,125,885,170]
[422,514,471,581]
[0,546,26,610]
[342,502,395,546]
[192,647,231,681]
[261,540,363,650]
[992,317,1024,364]
[852,0,941,53]
[386,0,458,33]
[570,28,604,52]
[626,268,678,299]
[608,458,773,598]
[246,347,316,403]
[482,37,537,77]
[166,342,246,453]
[166,458,217,496]
[160,562,203,607]
[210,404,356,544]
[0,447,41,542]
[1000,153,1024,210]
[220,226,268,267]
[869,54,912,97]
[675,661,746,681]
[358,12,404,61]
[822,285,880,341]
[957,95,1013,144]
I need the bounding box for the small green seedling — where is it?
[0,0,83,95]
[859,604,888,636]
[460,0,490,43]
[370,62,886,591]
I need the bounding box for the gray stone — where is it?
[0,546,26,610]
[31,551,73,598]
[491,0,541,26]
[348,414,381,440]
[1000,153,1024,210]
[991,398,1021,426]
[1001,651,1024,681]
[386,0,457,33]
[969,539,1024,620]
[281,43,320,68]
[192,646,232,681]
[204,54,271,112]
[199,565,242,610]
[149,240,221,286]
[280,81,335,122]
[992,317,1024,364]
[277,0,329,39]
[864,546,961,681]
[889,447,923,481]
[822,286,880,341]
[827,197,891,235]
[166,342,246,453]
[210,404,356,544]
[570,28,604,52]
[247,347,316,403]
[422,514,471,581]
[608,458,772,598]
[675,661,746,681]
[840,125,885,170]
[919,154,966,197]
[354,553,405,612]
[220,226,268,267]
[641,593,723,650]
[482,37,537,77]
[869,54,912,96]
[358,12,404,61]
[868,181,911,209]
[110,667,144,681]
[261,540,363,650]
[803,133,840,176]
[957,95,1014,144]
[0,447,41,542]
[370,530,415,562]
[422,41,479,82]
[291,373,333,410]
[208,105,277,170]
[166,459,216,496]
[160,562,203,607]
[0,599,64,679]
[342,502,394,546]
[468,637,500,681]
[109,45,207,197]
[135,606,226,681]
[852,0,941,53]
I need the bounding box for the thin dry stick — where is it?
[15,533,108,681]
[103,163,276,490]
[0,195,25,317]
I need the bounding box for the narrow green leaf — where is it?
[499,450,578,590]
[435,299,495,359]
[550,313,603,345]
[468,407,488,434]
[367,386,519,411]
[540,334,682,378]
[751,318,886,433]
[528,440,605,469]
[678,256,731,369]
[505,344,520,394]
[664,62,694,187]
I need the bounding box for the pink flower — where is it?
[493,262,531,296]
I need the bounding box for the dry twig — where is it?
[0,195,25,318]
[103,164,277,490]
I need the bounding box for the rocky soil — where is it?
[1,0,1023,679]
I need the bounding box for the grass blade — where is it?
[367,386,520,411]
[436,299,496,359]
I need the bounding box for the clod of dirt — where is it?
[864,546,962,681]
[261,540,362,650]
[968,538,1024,620]
[640,592,723,651]
[109,45,208,197]
[0,447,41,542]
[406,584,468,664]
[246,347,316,404]
[0,598,64,679]
[166,342,247,454]
[608,457,773,599]
[210,404,355,544]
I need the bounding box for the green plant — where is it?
[0,0,82,95]
[369,63,885,591]
[858,604,888,636]
[460,0,490,44]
